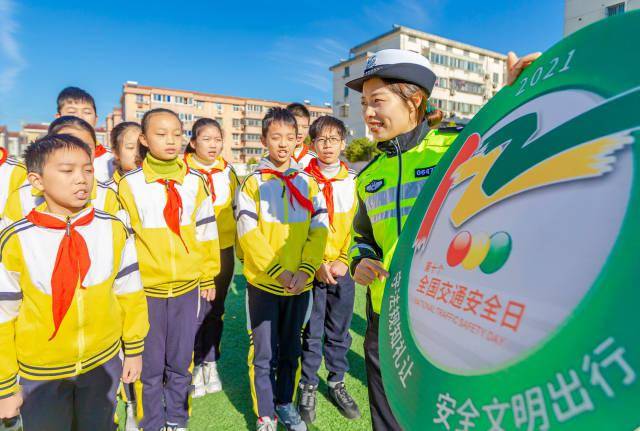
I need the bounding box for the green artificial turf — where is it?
[118,263,373,430]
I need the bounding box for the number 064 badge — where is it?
[380,11,640,431]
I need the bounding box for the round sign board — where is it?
[380,10,640,431]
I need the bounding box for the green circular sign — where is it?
[380,11,640,430]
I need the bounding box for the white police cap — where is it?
[345,49,437,94]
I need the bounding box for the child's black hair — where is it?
[262,107,298,138]
[56,86,97,115]
[139,108,182,159]
[185,118,223,154]
[110,121,141,154]
[309,115,347,141]
[48,115,97,145]
[25,134,92,174]
[286,102,310,120]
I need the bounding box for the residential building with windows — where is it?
[330,25,507,140]
[110,82,332,163]
[564,0,638,35]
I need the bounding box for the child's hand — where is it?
[287,270,308,295]
[316,263,337,285]
[329,260,348,279]
[276,270,294,287]
[201,287,216,301]
[0,392,22,419]
[122,355,142,384]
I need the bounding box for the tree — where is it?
[345,137,380,162]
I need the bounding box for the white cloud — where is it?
[0,0,26,94]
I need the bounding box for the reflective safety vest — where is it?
[350,126,459,313]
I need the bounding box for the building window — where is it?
[233,105,242,112]
[245,118,262,127]
[136,94,144,103]
[153,94,162,102]
[343,66,350,78]
[493,73,500,85]
[242,133,261,142]
[343,87,349,98]
[246,104,263,113]
[450,78,485,95]
[607,2,625,16]
[176,96,184,104]
[435,77,448,89]
[340,105,349,118]
[216,117,223,125]
[165,95,171,103]
[408,36,417,43]
[136,111,144,120]
[494,58,500,64]
[216,103,223,111]
[233,118,242,128]
[196,100,204,109]
[232,133,240,142]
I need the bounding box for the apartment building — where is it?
[330,25,507,140]
[564,0,638,35]
[111,82,332,163]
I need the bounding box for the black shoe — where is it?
[297,383,317,424]
[328,382,361,420]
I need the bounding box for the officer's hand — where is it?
[287,270,308,295]
[122,355,142,384]
[0,392,22,419]
[316,263,337,285]
[353,258,389,286]
[329,260,348,279]
[277,270,294,287]
[506,51,542,85]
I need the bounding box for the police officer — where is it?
[346,48,539,430]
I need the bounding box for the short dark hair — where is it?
[309,116,347,141]
[110,121,141,154]
[56,87,97,115]
[48,115,97,145]
[140,108,181,134]
[25,134,92,174]
[262,107,298,138]
[286,103,310,120]
[185,117,223,153]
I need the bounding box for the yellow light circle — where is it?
[461,232,491,270]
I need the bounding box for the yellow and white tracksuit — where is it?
[0,205,149,397]
[237,157,328,418]
[0,154,27,219]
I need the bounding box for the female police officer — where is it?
[346,49,539,430]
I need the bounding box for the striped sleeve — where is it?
[236,175,284,278]
[113,232,149,357]
[299,179,329,277]
[0,227,23,397]
[194,177,220,285]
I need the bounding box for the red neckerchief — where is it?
[0,147,8,165]
[304,158,346,229]
[94,145,107,158]
[26,208,95,340]
[157,179,189,252]
[260,168,314,213]
[293,144,309,163]
[184,154,227,203]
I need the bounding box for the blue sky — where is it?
[0,0,563,130]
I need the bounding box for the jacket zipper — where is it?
[393,139,402,236]
[67,216,85,373]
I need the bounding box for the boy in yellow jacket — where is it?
[0,134,149,429]
[118,108,220,431]
[298,116,361,423]
[236,107,328,431]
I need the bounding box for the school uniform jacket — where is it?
[314,164,358,265]
[93,147,116,183]
[117,158,220,298]
[236,158,329,295]
[0,150,27,218]
[0,205,149,397]
[184,154,239,250]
